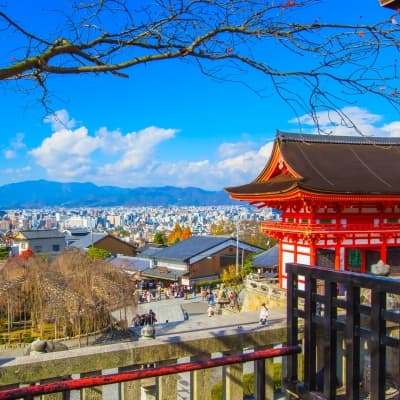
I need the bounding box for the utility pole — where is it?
[236,219,239,276]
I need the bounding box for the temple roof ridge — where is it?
[225,129,400,201]
[276,131,400,146]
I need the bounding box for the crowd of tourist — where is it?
[131,309,157,326]
[138,283,194,303]
[135,282,241,323]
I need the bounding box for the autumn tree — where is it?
[211,219,275,249]
[153,231,167,245]
[167,223,192,244]
[19,248,35,260]
[210,221,234,236]
[221,265,238,286]
[181,227,193,241]
[1,1,399,132]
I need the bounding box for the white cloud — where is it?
[114,141,275,190]
[217,141,254,158]
[4,150,16,159]
[3,132,26,160]
[25,107,400,191]
[97,126,178,173]
[29,126,98,180]
[381,121,400,137]
[4,165,32,178]
[44,109,76,132]
[30,110,179,184]
[291,106,400,138]
[11,132,26,149]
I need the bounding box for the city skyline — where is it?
[1,1,399,191]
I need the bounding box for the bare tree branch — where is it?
[1,0,399,132]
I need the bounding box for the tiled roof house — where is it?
[13,229,66,255]
[67,231,137,257]
[140,235,263,285]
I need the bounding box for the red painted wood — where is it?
[0,346,301,399]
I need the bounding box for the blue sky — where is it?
[1,0,400,191]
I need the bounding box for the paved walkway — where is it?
[129,294,287,338]
[131,295,288,400]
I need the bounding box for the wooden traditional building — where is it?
[225,132,400,288]
[66,230,137,257]
[140,235,263,286]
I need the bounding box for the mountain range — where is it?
[0,180,238,208]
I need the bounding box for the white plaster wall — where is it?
[297,245,310,254]
[282,243,294,251]
[297,254,310,265]
[282,251,294,276]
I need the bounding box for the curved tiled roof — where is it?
[153,236,231,261]
[253,245,278,267]
[226,132,400,197]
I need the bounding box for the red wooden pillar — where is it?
[310,239,316,266]
[361,248,366,273]
[335,240,341,271]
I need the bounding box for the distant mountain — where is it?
[0,180,238,208]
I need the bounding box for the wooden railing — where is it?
[0,346,300,399]
[262,221,400,235]
[286,263,400,400]
[0,323,297,400]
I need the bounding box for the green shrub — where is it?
[23,335,35,343]
[211,381,223,400]
[210,366,283,399]
[196,278,223,290]
[243,373,254,395]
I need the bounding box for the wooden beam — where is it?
[379,0,400,10]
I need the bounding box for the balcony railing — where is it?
[0,323,298,400]
[286,263,400,399]
[0,346,300,399]
[262,221,400,236]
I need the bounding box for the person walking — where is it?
[259,303,269,325]
[207,304,215,317]
[208,292,215,306]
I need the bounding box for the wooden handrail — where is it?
[0,346,301,400]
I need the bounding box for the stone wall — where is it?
[240,278,286,311]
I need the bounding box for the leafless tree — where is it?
[0,251,134,339]
[1,0,399,133]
